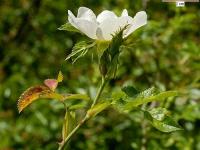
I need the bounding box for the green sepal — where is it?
[99,27,125,79]
[66,40,96,63]
[58,22,80,33]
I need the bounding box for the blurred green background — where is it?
[0,0,200,149]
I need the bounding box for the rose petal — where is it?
[68,10,98,39]
[68,8,147,40]
[123,11,147,38]
[96,27,104,40]
[77,7,96,22]
[97,18,118,40]
[121,9,128,17]
[98,16,133,40]
[74,19,98,39]
[97,10,117,23]
[68,10,79,28]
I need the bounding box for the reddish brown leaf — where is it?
[17,85,52,113]
[17,85,90,113]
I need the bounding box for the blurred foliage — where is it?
[0,0,200,149]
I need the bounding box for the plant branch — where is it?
[91,77,106,108]
[58,76,107,150]
[58,116,88,150]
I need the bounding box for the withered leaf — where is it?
[17,85,55,113]
[17,85,90,113]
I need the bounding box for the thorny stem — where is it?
[58,76,107,150]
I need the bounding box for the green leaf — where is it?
[62,109,76,141]
[145,107,169,121]
[111,90,126,101]
[144,108,182,132]
[122,86,139,97]
[58,22,80,33]
[124,91,178,110]
[66,40,96,63]
[86,102,110,118]
[137,87,156,98]
[69,103,87,110]
[63,94,90,101]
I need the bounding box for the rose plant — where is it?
[17,7,182,150]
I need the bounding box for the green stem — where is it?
[58,76,107,150]
[58,116,88,150]
[91,77,106,108]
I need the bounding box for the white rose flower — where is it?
[68,7,147,41]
